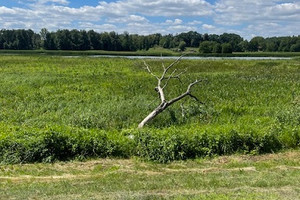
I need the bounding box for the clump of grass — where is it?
[0,124,299,164]
[0,125,135,164]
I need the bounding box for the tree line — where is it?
[1,29,300,52]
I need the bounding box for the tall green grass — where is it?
[0,55,299,163]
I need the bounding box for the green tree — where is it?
[290,43,300,52]
[80,30,91,50]
[199,41,213,53]
[212,43,222,53]
[178,41,186,51]
[101,32,112,50]
[56,29,72,50]
[88,30,102,50]
[219,33,243,52]
[222,43,232,53]
[40,28,48,41]
[249,36,265,51]
[159,35,172,48]
[266,41,278,52]
[44,32,57,50]
[109,31,122,51]
[238,40,250,52]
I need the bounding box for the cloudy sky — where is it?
[0,0,299,39]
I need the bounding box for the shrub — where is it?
[0,125,299,164]
[134,126,286,163]
[0,126,135,164]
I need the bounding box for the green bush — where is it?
[0,125,299,164]
[0,126,135,164]
[134,126,285,163]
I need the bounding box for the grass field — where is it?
[0,54,299,199]
[0,54,299,164]
[0,150,300,199]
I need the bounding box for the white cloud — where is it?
[38,0,69,5]
[167,25,197,33]
[213,0,300,38]
[174,19,183,25]
[165,19,183,25]
[214,0,300,24]
[79,22,117,32]
[97,0,214,17]
[243,22,298,39]
[0,0,299,39]
[107,15,148,23]
[188,20,202,25]
[202,24,215,29]
[0,6,18,15]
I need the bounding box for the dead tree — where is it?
[138,56,202,128]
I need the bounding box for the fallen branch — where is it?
[138,56,202,128]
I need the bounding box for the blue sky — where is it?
[0,0,299,39]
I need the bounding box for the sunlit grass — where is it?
[0,55,299,163]
[0,150,300,199]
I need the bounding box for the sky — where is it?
[0,0,299,40]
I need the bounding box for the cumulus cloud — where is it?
[165,19,183,25]
[0,0,299,39]
[202,24,215,29]
[107,15,148,23]
[36,0,70,5]
[214,0,300,38]
[167,25,197,33]
[188,20,203,25]
[97,0,214,17]
[214,0,300,25]
[78,22,117,32]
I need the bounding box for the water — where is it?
[87,55,291,60]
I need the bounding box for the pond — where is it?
[87,55,292,60]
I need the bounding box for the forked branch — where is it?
[138,56,202,128]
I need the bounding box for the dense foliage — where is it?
[2,124,299,164]
[1,29,300,52]
[0,56,299,163]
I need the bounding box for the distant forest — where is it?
[0,29,300,52]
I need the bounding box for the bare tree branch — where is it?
[167,80,201,106]
[188,93,204,104]
[143,60,159,80]
[138,55,203,128]
[162,69,177,89]
[160,54,184,80]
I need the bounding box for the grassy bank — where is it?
[1,150,300,199]
[1,48,300,57]
[0,55,299,163]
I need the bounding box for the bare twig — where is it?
[162,69,177,89]
[143,60,159,80]
[160,55,184,79]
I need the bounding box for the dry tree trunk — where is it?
[138,55,202,128]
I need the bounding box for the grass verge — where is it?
[0,150,300,199]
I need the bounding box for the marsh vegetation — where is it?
[0,55,299,163]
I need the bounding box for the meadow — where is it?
[0,55,299,164]
[1,150,300,199]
